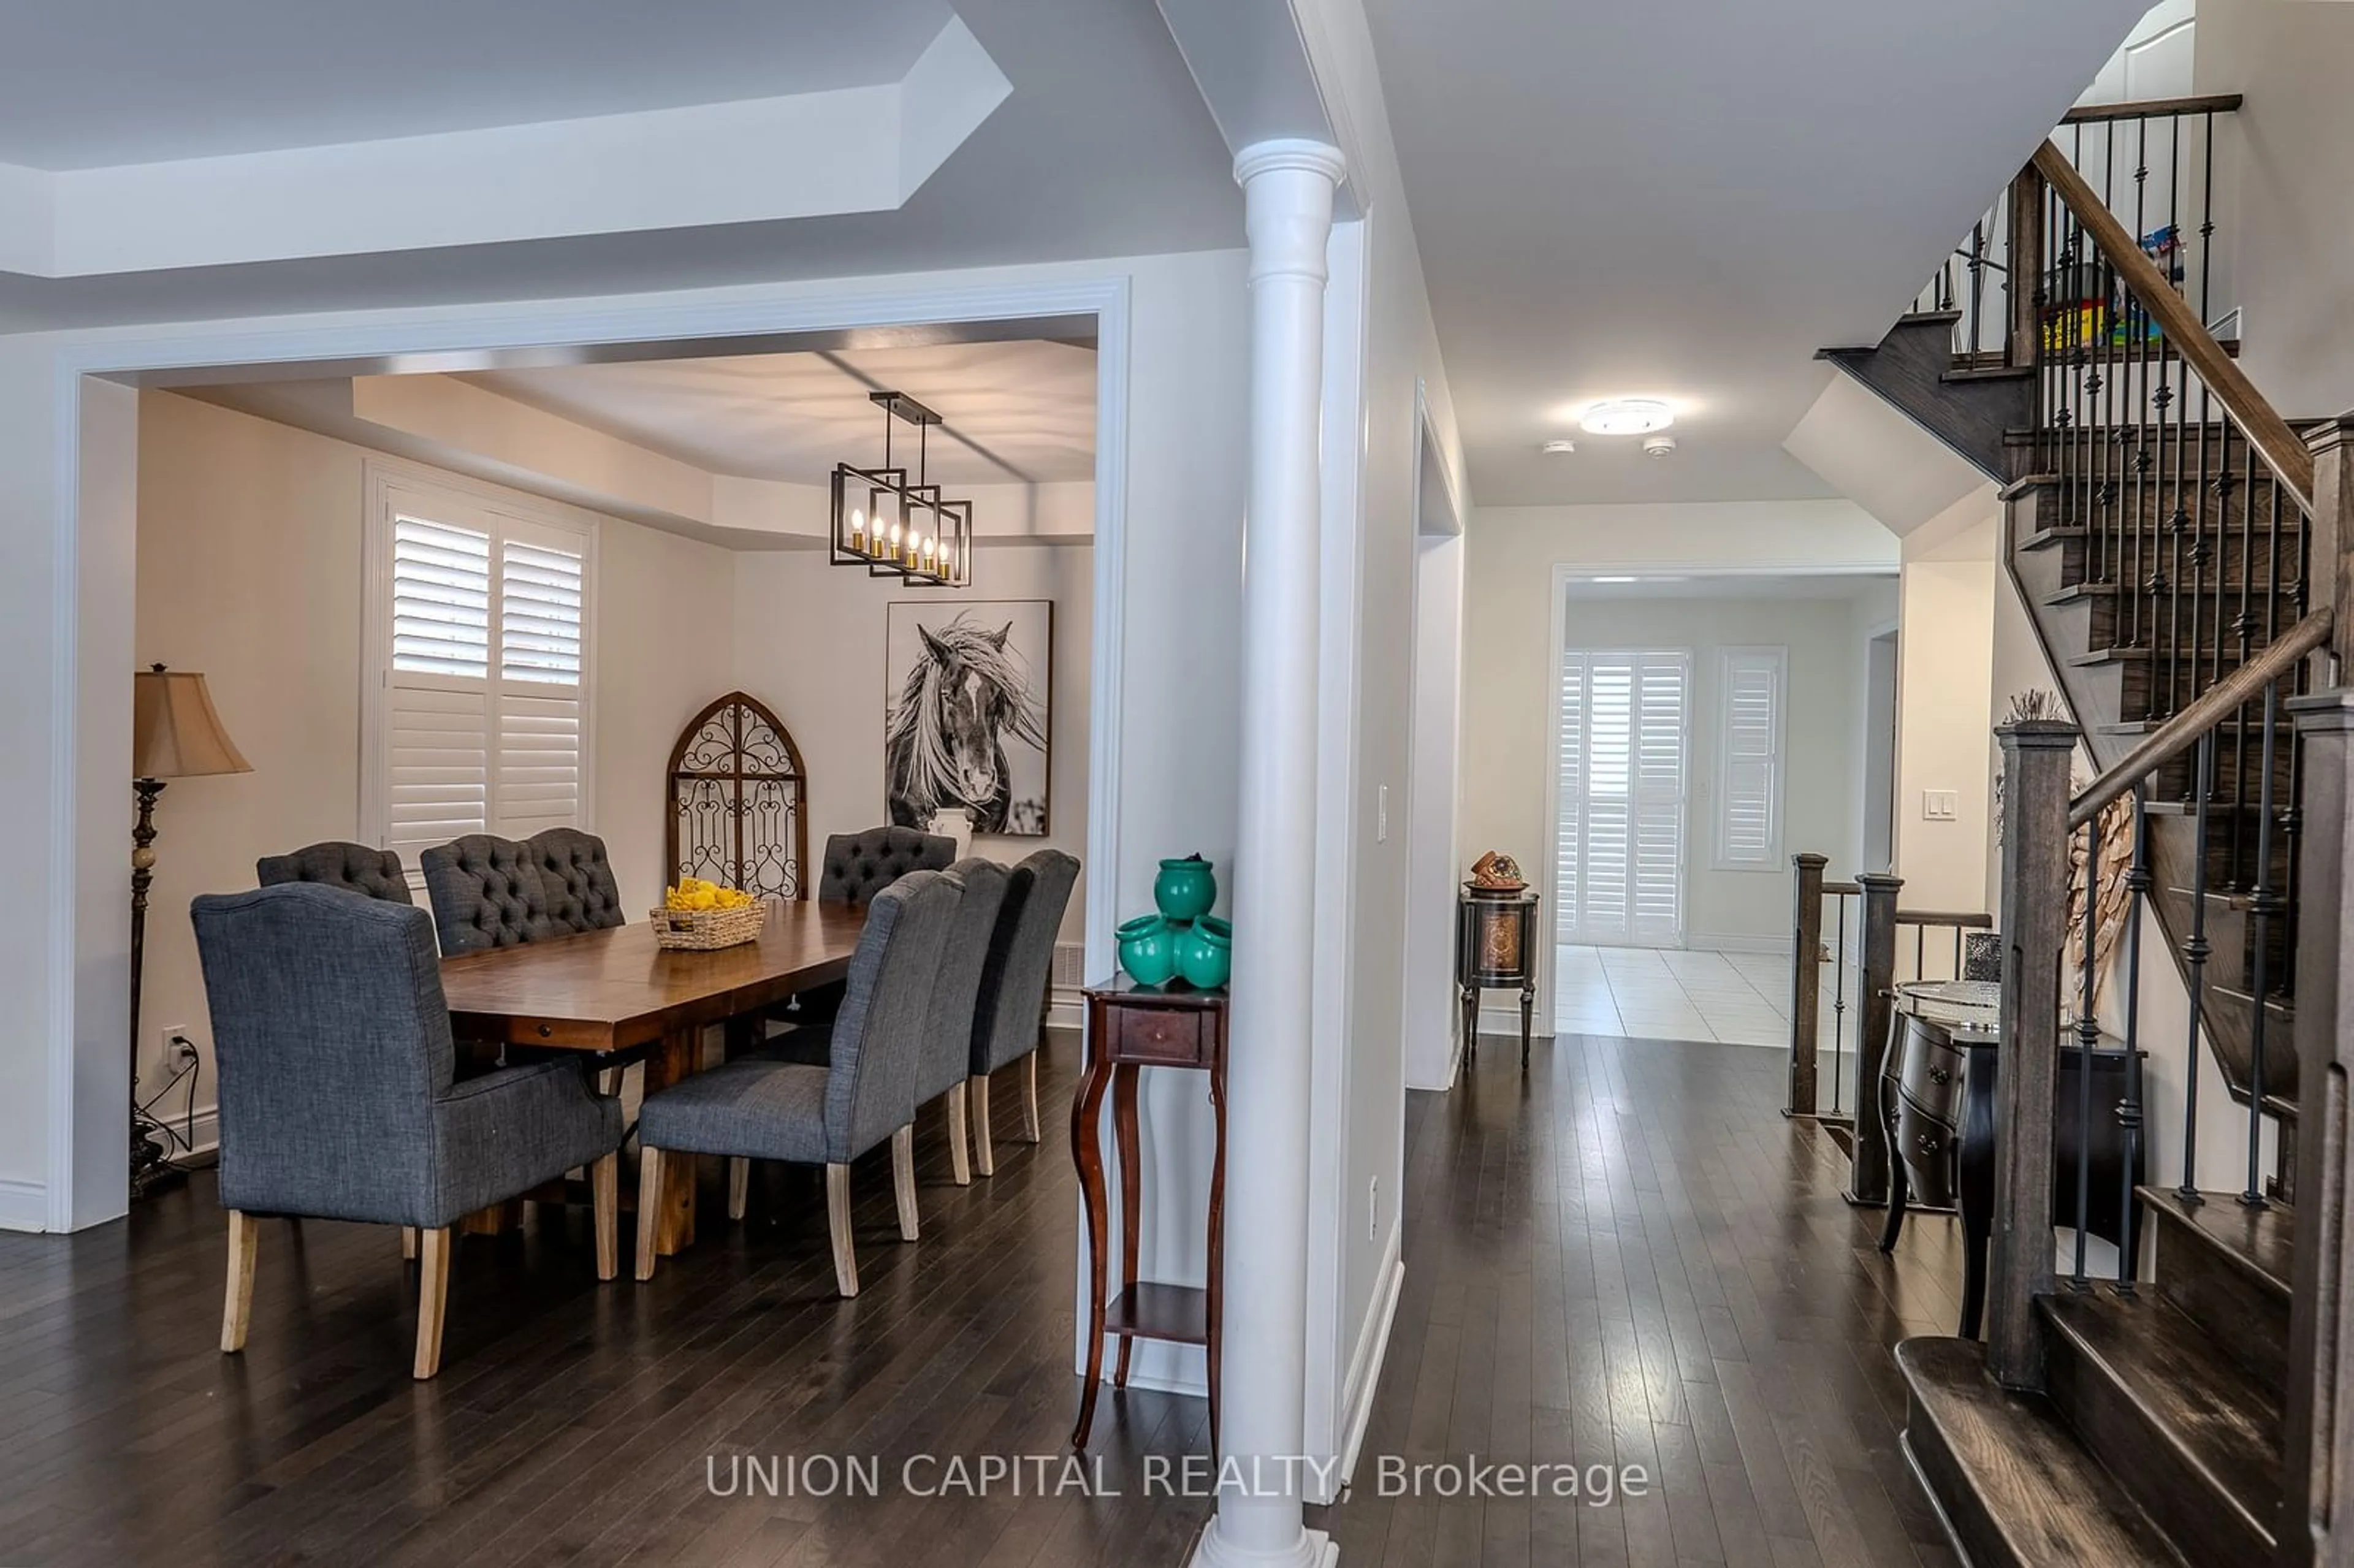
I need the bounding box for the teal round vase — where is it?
[1173,915,1232,989]
[1116,914,1180,986]
[1154,856,1217,922]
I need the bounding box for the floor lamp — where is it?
[130,663,251,1199]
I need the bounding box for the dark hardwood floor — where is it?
[0,1030,1964,1567]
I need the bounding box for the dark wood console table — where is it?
[1456,889,1539,1068]
[1072,975,1227,1450]
[1876,983,2145,1338]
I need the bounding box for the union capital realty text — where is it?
[706,1452,1648,1504]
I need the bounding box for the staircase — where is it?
[1824,99,2350,1568]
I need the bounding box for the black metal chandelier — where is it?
[830,390,973,588]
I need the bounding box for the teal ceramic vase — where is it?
[1116,913,1180,986]
[1173,915,1232,989]
[1154,855,1217,922]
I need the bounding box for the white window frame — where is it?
[1712,645,1788,872]
[360,460,599,863]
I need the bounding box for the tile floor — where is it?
[1553,943,1853,1050]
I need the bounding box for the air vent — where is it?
[1051,942,1087,991]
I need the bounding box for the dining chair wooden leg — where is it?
[220,1211,259,1354]
[727,1157,750,1222]
[891,1125,921,1242]
[413,1226,452,1380]
[945,1083,972,1186]
[969,1073,996,1178]
[401,1225,418,1262]
[591,1152,619,1282]
[1020,1051,1042,1143]
[826,1163,861,1297]
[634,1146,665,1282]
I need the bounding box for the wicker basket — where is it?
[649,901,767,951]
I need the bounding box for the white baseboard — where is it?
[143,1103,219,1162]
[1322,1233,1404,1503]
[1477,1007,1553,1038]
[1685,933,1792,956]
[1046,989,1083,1031]
[0,1178,50,1233]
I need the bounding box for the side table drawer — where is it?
[1108,1006,1211,1068]
[1898,1032,1966,1118]
[1895,1095,1959,1208]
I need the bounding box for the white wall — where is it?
[1544,593,1884,951]
[1893,516,2000,915]
[731,544,1092,941]
[130,390,737,1149]
[2196,0,2354,416]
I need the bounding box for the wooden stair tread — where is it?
[2038,1290,2284,1550]
[2141,1187,2293,1300]
[1898,1337,2190,1568]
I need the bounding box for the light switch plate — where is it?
[1922,789,1959,821]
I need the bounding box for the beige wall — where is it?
[1892,517,2000,915]
[133,391,735,1146]
[731,544,1092,942]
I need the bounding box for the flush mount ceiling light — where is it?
[1579,397,1676,436]
[1541,438,1577,455]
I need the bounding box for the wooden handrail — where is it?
[2068,606,2334,829]
[1823,880,1864,897]
[2032,142,2317,510]
[2060,93,2243,125]
[1894,910,1995,929]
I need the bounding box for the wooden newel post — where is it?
[2310,415,2354,679]
[1843,872,1903,1205]
[1788,853,1829,1117]
[2280,703,2354,1558]
[2005,164,2046,371]
[1988,719,2078,1390]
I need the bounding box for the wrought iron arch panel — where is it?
[665,691,811,901]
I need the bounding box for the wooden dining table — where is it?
[438,900,867,1256]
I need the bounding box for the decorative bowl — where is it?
[1116,913,1180,986]
[1173,915,1232,989]
[1154,855,1217,922]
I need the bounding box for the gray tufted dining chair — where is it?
[966,849,1080,1175]
[525,828,626,935]
[256,841,415,904]
[916,858,1010,1187]
[634,870,962,1295]
[818,827,955,905]
[419,834,554,956]
[192,883,625,1379]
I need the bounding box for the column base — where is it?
[1187,1521,1336,1568]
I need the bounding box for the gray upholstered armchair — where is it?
[419,834,554,955]
[917,858,1010,1187]
[256,841,414,903]
[192,883,625,1378]
[818,826,954,905]
[524,828,625,935]
[633,870,961,1295]
[967,849,1080,1175]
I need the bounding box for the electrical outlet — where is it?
[1368,1176,1380,1242]
[162,1027,199,1073]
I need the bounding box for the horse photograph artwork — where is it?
[883,601,1052,835]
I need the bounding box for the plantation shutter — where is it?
[1716,648,1786,869]
[386,515,492,856]
[1556,648,1689,946]
[495,532,585,838]
[371,478,593,862]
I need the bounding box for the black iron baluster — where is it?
[2132,115,2154,655]
[2162,111,2186,721]
[2073,816,2102,1290]
[2119,788,2149,1289]
[2199,111,2217,325]
[2243,681,2281,1208]
[1831,894,1849,1116]
[2228,435,2255,890]
[2179,732,2213,1203]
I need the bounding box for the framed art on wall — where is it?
[883,600,1053,835]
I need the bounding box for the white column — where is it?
[1195,137,1346,1568]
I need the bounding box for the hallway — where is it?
[1328,1035,1964,1566]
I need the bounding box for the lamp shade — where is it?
[132,666,252,780]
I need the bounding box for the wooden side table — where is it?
[1457,890,1540,1068]
[1072,974,1227,1450]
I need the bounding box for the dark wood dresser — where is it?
[1878,981,2146,1338]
